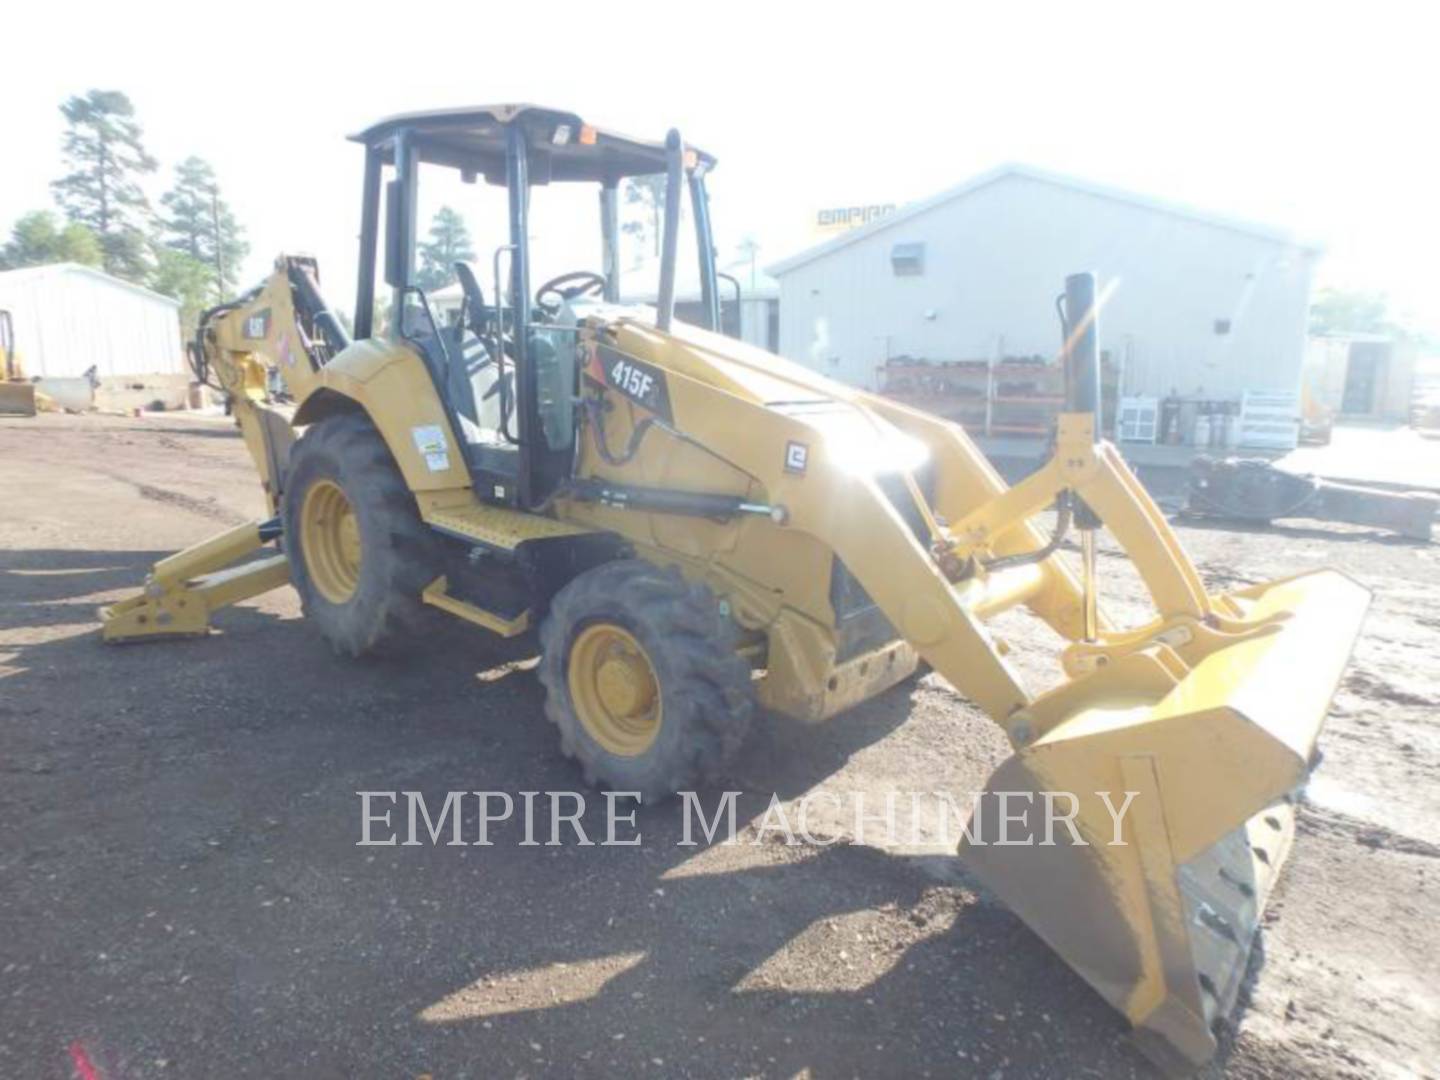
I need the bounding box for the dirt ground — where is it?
[1,413,1436,1079]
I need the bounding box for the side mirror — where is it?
[383,178,407,289]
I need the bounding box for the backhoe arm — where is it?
[103,255,348,641]
[189,254,351,513]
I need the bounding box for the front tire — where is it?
[282,413,437,657]
[538,560,755,799]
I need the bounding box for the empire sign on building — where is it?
[770,164,1319,406]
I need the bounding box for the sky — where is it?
[2,0,1434,335]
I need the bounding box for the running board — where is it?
[424,501,592,553]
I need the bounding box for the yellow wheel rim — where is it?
[300,478,362,604]
[568,623,662,756]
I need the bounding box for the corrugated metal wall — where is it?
[775,174,1316,400]
[0,265,184,378]
[737,297,778,351]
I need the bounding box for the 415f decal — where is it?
[585,345,673,422]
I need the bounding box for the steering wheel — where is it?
[535,271,607,314]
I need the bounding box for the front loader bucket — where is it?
[0,381,37,416]
[959,569,1369,1073]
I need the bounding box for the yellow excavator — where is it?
[102,105,1369,1071]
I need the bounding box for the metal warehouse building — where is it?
[0,262,184,379]
[769,165,1319,405]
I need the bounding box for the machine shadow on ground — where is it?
[0,545,1176,1078]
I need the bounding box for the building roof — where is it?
[767,162,1320,277]
[0,262,181,307]
[619,252,779,304]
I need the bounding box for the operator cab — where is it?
[349,105,723,510]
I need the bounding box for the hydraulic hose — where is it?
[190,285,263,390]
[979,497,1073,574]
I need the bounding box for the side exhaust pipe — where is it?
[655,129,684,333]
[1061,271,1101,428]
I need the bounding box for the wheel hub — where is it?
[568,624,662,756]
[300,478,362,604]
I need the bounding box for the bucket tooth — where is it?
[1177,805,1294,1026]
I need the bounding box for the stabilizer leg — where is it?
[101,519,290,642]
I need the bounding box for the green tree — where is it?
[416,207,475,292]
[51,90,158,282]
[159,156,249,300]
[1309,288,1437,350]
[149,248,214,338]
[0,211,102,269]
[622,174,667,258]
[1309,288,1393,337]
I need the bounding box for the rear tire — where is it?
[283,413,438,657]
[538,560,754,799]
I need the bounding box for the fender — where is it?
[291,338,471,493]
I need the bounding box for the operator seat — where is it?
[439,323,511,447]
[398,302,519,494]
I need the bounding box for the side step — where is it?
[422,576,529,637]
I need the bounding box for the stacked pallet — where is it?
[878,355,1118,436]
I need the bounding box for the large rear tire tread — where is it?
[538,560,755,799]
[283,413,438,658]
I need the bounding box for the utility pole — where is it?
[210,186,225,302]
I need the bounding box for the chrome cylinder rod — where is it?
[1081,528,1099,642]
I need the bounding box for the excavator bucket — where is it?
[960,568,1369,1072]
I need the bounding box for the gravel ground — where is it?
[1,413,1435,1079]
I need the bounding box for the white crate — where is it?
[1238,389,1300,450]
[1117,396,1159,443]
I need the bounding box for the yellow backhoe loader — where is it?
[102,105,1369,1071]
[0,309,39,416]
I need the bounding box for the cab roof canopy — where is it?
[349,104,715,186]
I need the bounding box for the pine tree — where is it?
[149,248,215,338]
[0,211,102,270]
[159,156,249,300]
[623,174,668,258]
[416,207,476,292]
[51,90,157,282]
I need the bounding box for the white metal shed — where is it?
[0,263,184,379]
[768,164,1320,401]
